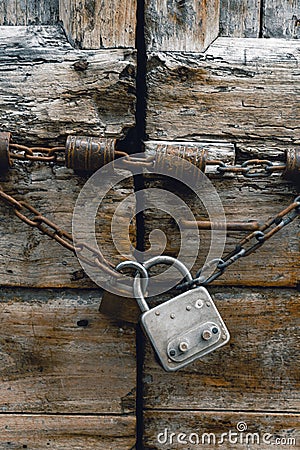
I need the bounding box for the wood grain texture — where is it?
[220,0,261,37]
[0,0,59,25]
[145,0,220,52]
[263,0,300,38]
[0,163,135,288]
[0,288,136,414]
[59,0,137,49]
[0,414,136,449]
[146,38,300,143]
[0,26,136,144]
[144,411,299,449]
[143,143,299,287]
[142,287,300,411]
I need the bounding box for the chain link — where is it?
[9,143,65,163]
[178,195,300,290]
[0,188,121,279]
[0,137,296,288]
[210,159,286,178]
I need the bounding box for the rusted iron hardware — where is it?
[65,135,116,172]
[2,133,299,183]
[3,134,154,173]
[178,195,300,290]
[0,188,121,279]
[181,219,262,232]
[0,181,298,291]
[152,142,288,179]
[153,143,207,182]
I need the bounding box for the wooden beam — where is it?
[0,0,59,25]
[0,289,136,414]
[220,0,261,37]
[0,26,136,143]
[0,414,136,449]
[145,0,220,52]
[143,287,300,411]
[146,38,300,143]
[59,0,137,49]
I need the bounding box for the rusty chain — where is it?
[9,143,66,163]
[7,140,287,178]
[206,158,286,178]
[0,188,121,279]
[0,183,299,288]
[1,136,299,287]
[178,195,300,290]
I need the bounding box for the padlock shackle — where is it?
[115,260,149,295]
[133,256,193,313]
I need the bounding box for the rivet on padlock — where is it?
[283,148,300,185]
[133,256,230,372]
[0,132,12,173]
[153,143,207,181]
[65,135,116,173]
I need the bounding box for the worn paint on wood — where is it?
[263,0,300,38]
[146,38,300,142]
[0,0,59,25]
[0,289,136,414]
[145,0,220,51]
[0,414,136,449]
[0,26,136,143]
[219,0,261,37]
[59,0,137,49]
[144,411,300,449]
[143,288,300,411]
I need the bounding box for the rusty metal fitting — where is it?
[283,148,300,185]
[154,143,207,178]
[0,132,12,172]
[65,136,116,173]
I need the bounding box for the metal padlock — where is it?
[133,256,230,372]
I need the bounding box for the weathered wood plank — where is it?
[220,0,261,37]
[146,38,300,142]
[0,414,136,449]
[144,411,299,449]
[0,288,136,413]
[0,26,136,143]
[143,288,300,411]
[263,0,300,38]
[142,152,299,287]
[0,0,59,25]
[59,0,137,49]
[0,164,135,288]
[145,0,220,52]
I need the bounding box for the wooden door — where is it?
[0,1,137,449]
[0,1,299,449]
[142,1,300,449]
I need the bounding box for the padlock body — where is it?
[140,287,230,371]
[100,290,140,324]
